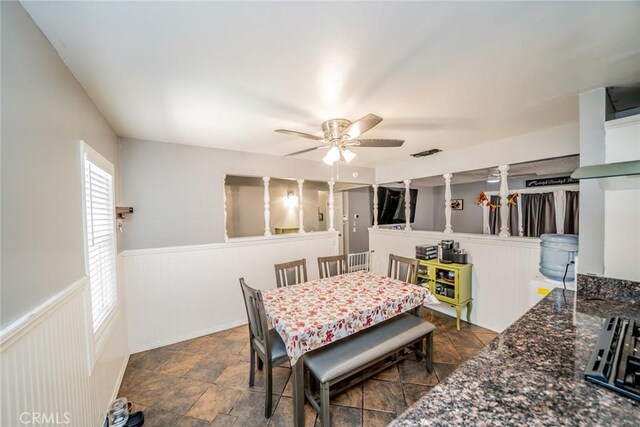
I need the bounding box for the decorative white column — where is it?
[443,173,453,234]
[481,200,490,234]
[372,184,379,229]
[262,177,271,236]
[403,179,412,231]
[297,179,305,233]
[498,164,510,237]
[223,174,229,240]
[328,180,335,232]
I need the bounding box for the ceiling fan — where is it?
[276,114,404,165]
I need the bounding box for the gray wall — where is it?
[119,138,375,250]
[1,2,120,327]
[578,89,606,276]
[432,181,498,233]
[412,186,434,231]
[344,187,372,253]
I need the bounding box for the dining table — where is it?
[263,270,439,426]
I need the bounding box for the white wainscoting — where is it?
[369,228,540,332]
[122,232,339,353]
[0,266,129,427]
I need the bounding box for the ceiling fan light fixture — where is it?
[342,148,356,164]
[323,146,341,165]
[486,175,501,183]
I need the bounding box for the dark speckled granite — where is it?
[577,274,640,306]
[391,288,640,426]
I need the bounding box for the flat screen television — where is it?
[375,187,417,225]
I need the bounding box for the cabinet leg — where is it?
[466,301,472,324]
[455,305,462,331]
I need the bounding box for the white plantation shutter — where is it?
[83,145,117,339]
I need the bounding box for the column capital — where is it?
[498,164,510,173]
[297,178,305,185]
[403,179,411,185]
[262,176,270,183]
[443,172,452,180]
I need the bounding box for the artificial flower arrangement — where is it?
[477,191,519,210]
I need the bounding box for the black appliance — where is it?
[438,240,468,264]
[585,316,639,402]
[375,187,418,225]
[416,244,438,260]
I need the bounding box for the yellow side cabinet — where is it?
[417,259,472,330]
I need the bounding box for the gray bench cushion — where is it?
[305,313,435,383]
[253,329,288,361]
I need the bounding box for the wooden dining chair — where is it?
[388,254,419,284]
[239,278,289,418]
[317,254,348,279]
[274,259,308,288]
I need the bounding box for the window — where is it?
[81,143,117,344]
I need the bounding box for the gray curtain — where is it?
[489,195,519,235]
[564,191,579,235]
[521,192,557,237]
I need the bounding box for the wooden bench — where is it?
[304,313,435,426]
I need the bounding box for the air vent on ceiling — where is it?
[411,149,442,158]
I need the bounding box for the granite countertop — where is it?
[391,288,640,426]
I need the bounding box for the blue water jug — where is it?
[539,234,579,282]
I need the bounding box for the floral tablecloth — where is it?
[263,270,439,365]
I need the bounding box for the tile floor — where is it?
[118,309,497,427]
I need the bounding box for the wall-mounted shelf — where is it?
[116,206,133,219]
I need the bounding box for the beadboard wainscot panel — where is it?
[369,228,540,332]
[122,232,339,353]
[0,257,129,427]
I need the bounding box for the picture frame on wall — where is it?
[450,199,463,210]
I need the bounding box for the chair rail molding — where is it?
[0,272,129,427]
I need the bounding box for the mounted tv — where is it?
[375,187,418,225]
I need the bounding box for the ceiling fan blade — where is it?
[355,138,404,148]
[342,114,383,138]
[284,146,326,157]
[275,129,323,141]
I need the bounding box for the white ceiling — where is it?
[23,1,640,168]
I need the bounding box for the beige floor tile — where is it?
[332,383,363,408]
[363,409,396,427]
[402,383,432,407]
[158,351,204,377]
[154,378,208,415]
[186,384,243,422]
[268,396,317,427]
[363,379,404,413]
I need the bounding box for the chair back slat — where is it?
[347,251,371,273]
[317,254,348,279]
[274,259,308,287]
[239,278,270,352]
[388,254,419,284]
